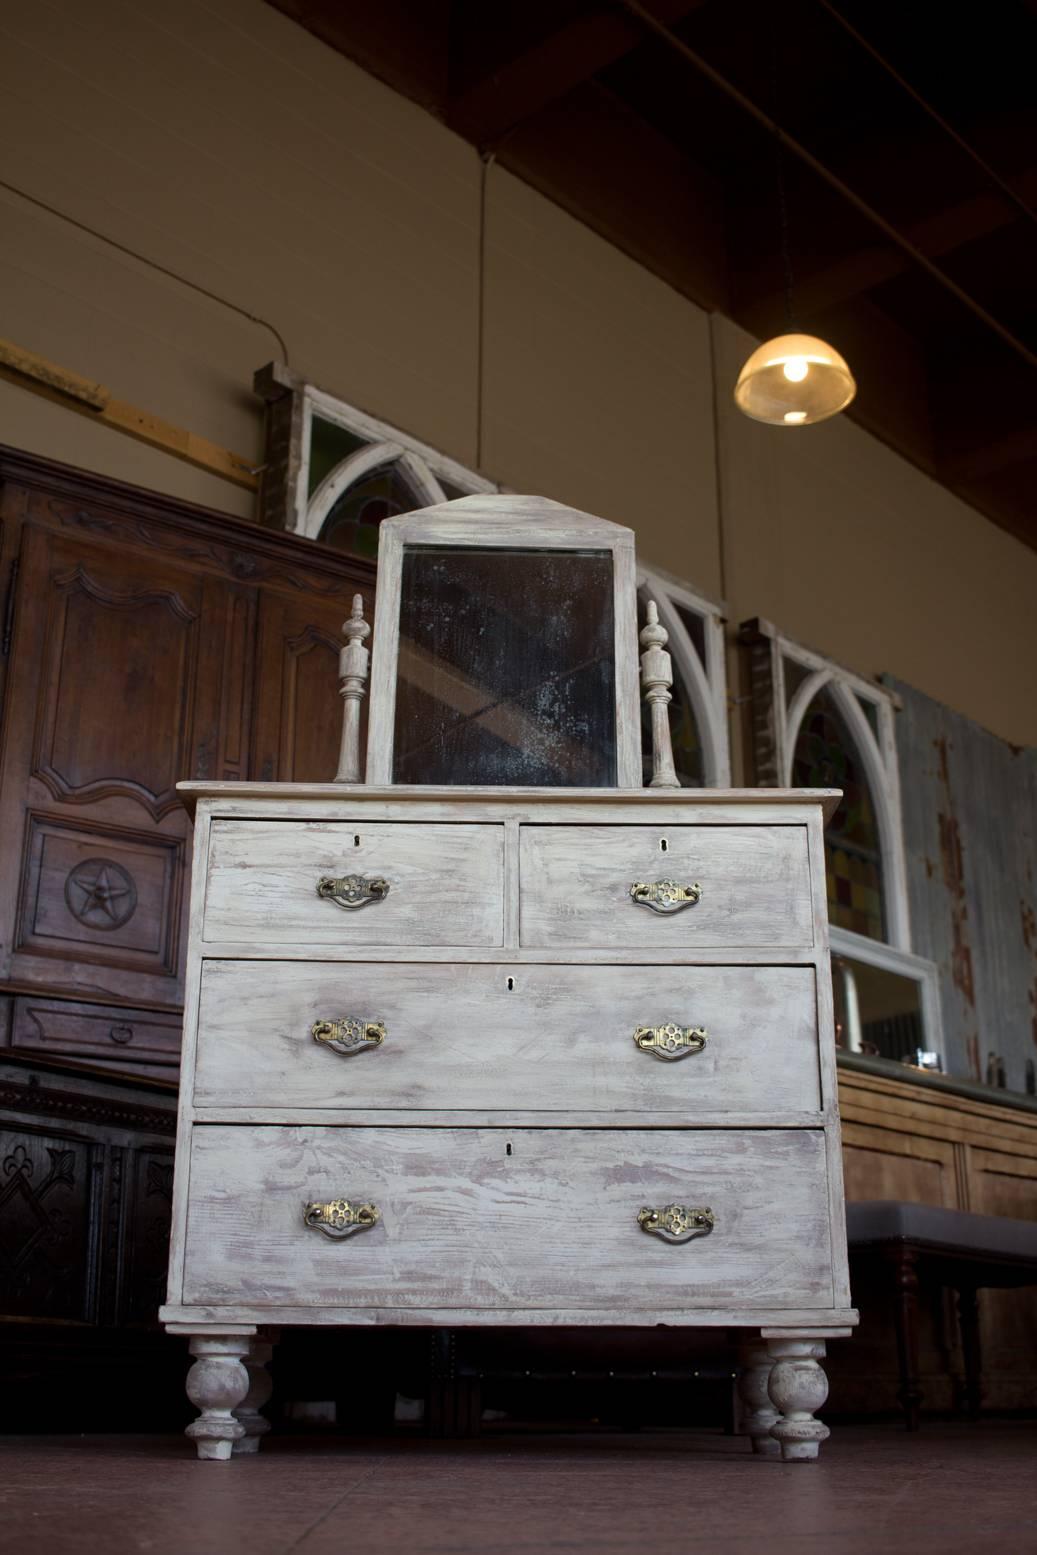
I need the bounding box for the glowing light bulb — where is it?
[783,357,809,382]
[734,333,856,426]
[784,410,807,424]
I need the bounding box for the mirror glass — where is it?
[393,546,617,786]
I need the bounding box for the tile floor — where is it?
[2,1423,1035,1555]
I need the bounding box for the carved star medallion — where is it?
[64,858,138,930]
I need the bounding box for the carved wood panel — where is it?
[252,589,371,784]
[0,1124,101,1322]
[0,448,375,1055]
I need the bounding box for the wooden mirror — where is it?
[364,496,642,787]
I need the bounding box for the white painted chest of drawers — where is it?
[162,782,857,1461]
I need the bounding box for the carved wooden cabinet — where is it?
[0,447,372,1363]
[0,446,374,1082]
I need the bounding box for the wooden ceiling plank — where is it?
[445,0,706,146]
[735,172,1037,331]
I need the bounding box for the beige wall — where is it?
[1,0,1035,747]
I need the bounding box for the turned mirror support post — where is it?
[640,599,679,789]
[335,593,371,784]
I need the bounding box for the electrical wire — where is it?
[0,177,290,364]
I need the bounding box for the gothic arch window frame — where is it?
[740,617,944,1063]
[638,565,731,787]
[740,616,910,950]
[253,362,498,541]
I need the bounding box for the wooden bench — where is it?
[846,1201,1037,1429]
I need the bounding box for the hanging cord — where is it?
[768,18,796,331]
[816,0,1037,228]
[475,150,496,470]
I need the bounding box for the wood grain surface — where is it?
[180,1125,833,1310]
[192,960,821,1114]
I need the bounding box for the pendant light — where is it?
[734,333,856,426]
[734,40,856,428]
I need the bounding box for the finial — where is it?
[342,593,371,645]
[639,598,668,650]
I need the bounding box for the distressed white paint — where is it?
[192,961,821,1114]
[202,819,505,946]
[519,824,814,948]
[166,785,856,1466]
[181,1126,833,1311]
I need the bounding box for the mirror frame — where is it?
[365,495,642,787]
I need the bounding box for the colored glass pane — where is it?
[792,687,885,940]
[307,415,368,497]
[318,463,424,559]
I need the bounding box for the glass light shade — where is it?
[734,333,856,426]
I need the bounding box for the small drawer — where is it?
[11,996,181,1068]
[202,820,504,947]
[193,961,820,1115]
[520,824,814,949]
[181,1125,832,1310]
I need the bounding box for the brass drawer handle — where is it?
[312,1017,386,1056]
[638,1204,715,1243]
[303,1199,380,1239]
[316,874,390,911]
[630,879,702,914]
[633,1023,708,1061]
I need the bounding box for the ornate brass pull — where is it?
[633,1023,708,1061]
[316,874,390,911]
[303,1199,380,1239]
[630,879,702,914]
[311,1017,386,1056]
[638,1204,715,1243]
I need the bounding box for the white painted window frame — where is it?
[637,564,731,788]
[830,925,945,1063]
[295,385,497,542]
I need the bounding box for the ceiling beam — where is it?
[733,171,1037,331]
[445,0,705,147]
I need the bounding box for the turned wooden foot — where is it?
[738,1342,781,1458]
[185,1336,251,1460]
[889,1244,923,1430]
[767,1339,830,1462]
[232,1335,276,1454]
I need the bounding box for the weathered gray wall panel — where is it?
[889,676,1037,1093]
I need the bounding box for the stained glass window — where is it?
[792,687,885,940]
[307,415,367,497]
[318,464,425,559]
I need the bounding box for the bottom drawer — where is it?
[181,1126,833,1310]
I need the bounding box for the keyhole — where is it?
[506,976,514,991]
[506,1142,513,1156]
[660,838,668,852]
[354,834,360,847]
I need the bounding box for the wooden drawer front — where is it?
[11,996,181,1066]
[182,1125,832,1309]
[519,825,814,948]
[193,962,819,1114]
[202,820,504,946]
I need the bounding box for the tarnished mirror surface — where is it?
[392,546,617,785]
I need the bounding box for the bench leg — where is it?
[956,1286,982,1421]
[888,1244,922,1431]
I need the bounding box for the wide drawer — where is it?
[193,961,820,1114]
[202,820,504,946]
[181,1125,832,1309]
[519,824,814,948]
